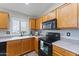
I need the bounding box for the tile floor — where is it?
[24,51,38,56]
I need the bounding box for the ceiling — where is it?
[0,3,63,18]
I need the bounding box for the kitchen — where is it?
[0,3,79,56]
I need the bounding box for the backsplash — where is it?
[40,29,79,40]
[0,30,7,34]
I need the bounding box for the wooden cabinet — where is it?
[22,38,34,54]
[53,45,77,56]
[42,15,48,22]
[57,4,77,29]
[36,18,40,30]
[29,18,36,30]
[22,39,29,54]
[39,17,43,29]
[34,37,39,53]
[78,3,79,28]
[31,3,79,29]
[30,38,34,51]
[36,17,42,30]
[53,51,62,56]
[0,12,9,29]
[7,40,22,56]
[7,38,34,56]
[47,10,56,20]
[42,10,56,22]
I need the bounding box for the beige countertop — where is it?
[0,35,43,42]
[52,37,79,55]
[0,36,35,42]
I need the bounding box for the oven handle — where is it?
[44,41,52,45]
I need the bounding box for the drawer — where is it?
[53,45,76,56]
[63,49,76,56]
[53,45,64,54]
[53,51,63,56]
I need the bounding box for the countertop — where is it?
[52,37,79,55]
[1,35,79,55]
[0,36,36,42]
[0,35,43,42]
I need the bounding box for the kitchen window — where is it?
[10,17,30,35]
[10,17,20,34]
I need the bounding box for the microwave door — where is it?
[52,21,55,29]
[43,23,47,29]
[47,22,52,30]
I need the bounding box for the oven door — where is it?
[39,40,52,56]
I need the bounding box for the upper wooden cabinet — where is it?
[42,10,56,22]
[36,17,42,30]
[35,10,56,30]
[78,4,79,28]
[57,4,77,29]
[30,3,79,29]
[0,12,9,29]
[47,10,56,20]
[29,18,36,30]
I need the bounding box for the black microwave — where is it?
[42,19,57,30]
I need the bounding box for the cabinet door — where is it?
[7,40,21,56]
[36,17,42,30]
[42,10,56,22]
[39,17,43,29]
[34,38,39,53]
[53,51,63,56]
[27,39,31,52]
[26,38,34,52]
[47,10,56,20]
[30,38,34,51]
[36,18,40,30]
[22,39,29,54]
[0,12,9,29]
[22,38,34,54]
[53,45,76,56]
[57,4,77,28]
[29,18,36,30]
[78,4,79,28]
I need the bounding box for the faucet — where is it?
[20,31,25,36]
[20,31,24,36]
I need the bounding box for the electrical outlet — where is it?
[67,32,70,37]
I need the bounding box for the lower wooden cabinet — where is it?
[21,38,34,54]
[53,45,77,56]
[6,38,34,56]
[53,51,62,56]
[34,37,39,53]
[30,38,34,51]
[7,40,22,56]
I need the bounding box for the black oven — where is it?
[39,39,52,56]
[38,32,60,56]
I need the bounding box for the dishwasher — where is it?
[0,42,6,56]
